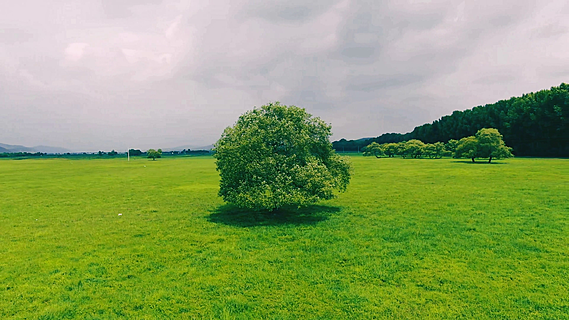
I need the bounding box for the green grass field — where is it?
[1,156,568,319]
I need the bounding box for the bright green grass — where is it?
[1,156,568,319]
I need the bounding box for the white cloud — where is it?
[165,15,183,39]
[64,42,89,61]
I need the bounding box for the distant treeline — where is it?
[333,83,569,157]
[0,152,45,158]
[128,149,211,156]
[1,149,212,159]
[333,133,411,152]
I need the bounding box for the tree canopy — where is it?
[362,142,384,158]
[147,149,162,160]
[214,102,351,211]
[455,128,513,162]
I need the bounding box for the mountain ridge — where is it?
[0,143,70,154]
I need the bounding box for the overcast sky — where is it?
[1,0,568,151]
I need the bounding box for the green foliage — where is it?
[1,157,568,318]
[0,151,44,158]
[423,142,445,159]
[382,143,399,157]
[363,140,447,160]
[454,128,513,162]
[335,83,569,157]
[433,141,446,158]
[333,133,411,152]
[411,83,569,156]
[147,149,162,160]
[362,142,384,158]
[475,128,514,162]
[455,136,479,162]
[401,139,426,158]
[129,149,143,156]
[445,139,459,153]
[214,102,351,211]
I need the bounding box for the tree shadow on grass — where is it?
[451,160,507,164]
[207,204,341,227]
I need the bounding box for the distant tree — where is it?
[363,142,384,158]
[455,136,478,162]
[330,83,568,157]
[423,143,437,159]
[98,151,105,156]
[475,128,513,163]
[383,143,399,157]
[410,83,569,157]
[403,139,426,158]
[396,142,407,158]
[454,128,513,163]
[432,142,446,158]
[129,149,143,156]
[108,150,118,156]
[445,139,459,154]
[147,149,162,160]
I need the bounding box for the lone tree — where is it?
[454,128,513,162]
[214,102,351,211]
[475,128,513,162]
[147,149,162,160]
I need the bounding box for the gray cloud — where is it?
[1,0,568,151]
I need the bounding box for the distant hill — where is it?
[333,133,411,152]
[0,143,36,153]
[0,143,70,154]
[33,145,71,154]
[164,144,214,152]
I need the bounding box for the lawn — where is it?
[0,156,568,319]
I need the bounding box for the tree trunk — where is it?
[488,156,492,163]
[471,157,475,163]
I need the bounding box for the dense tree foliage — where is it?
[454,136,479,162]
[332,138,370,152]
[147,149,162,160]
[454,128,513,163]
[411,83,569,156]
[214,102,351,211]
[0,152,44,158]
[333,133,410,152]
[129,149,143,156]
[363,140,450,159]
[423,142,446,159]
[335,83,569,157]
[475,128,514,162]
[362,142,384,158]
[362,129,512,162]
